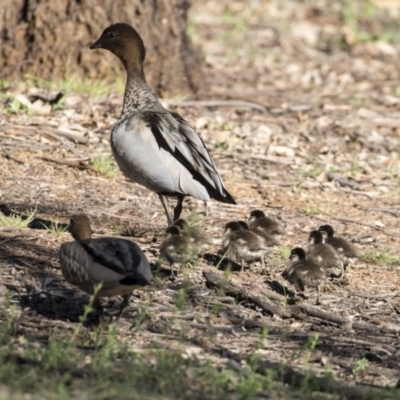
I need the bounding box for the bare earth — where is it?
[0,1,399,398]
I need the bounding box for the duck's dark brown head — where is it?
[69,214,93,241]
[237,220,249,230]
[90,23,146,75]
[174,219,189,230]
[224,221,242,234]
[318,224,335,239]
[289,247,307,262]
[309,230,324,245]
[249,209,266,222]
[166,226,181,236]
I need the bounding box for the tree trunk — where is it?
[0,0,203,97]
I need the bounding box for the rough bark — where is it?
[0,0,204,97]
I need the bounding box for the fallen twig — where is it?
[203,270,400,334]
[39,156,96,172]
[164,99,267,113]
[350,291,400,300]
[1,152,24,164]
[55,127,88,144]
[30,91,65,105]
[326,172,361,190]
[365,208,400,217]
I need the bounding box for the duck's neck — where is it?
[121,72,163,117]
[71,228,92,241]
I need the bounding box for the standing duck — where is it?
[159,225,198,276]
[283,247,327,304]
[307,230,344,278]
[248,210,284,238]
[318,224,360,275]
[221,221,272,272]
[59,214,152,317]
[90,23,235,226]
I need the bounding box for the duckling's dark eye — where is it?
[108,31,117,39]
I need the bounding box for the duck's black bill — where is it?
[89,39,102,50]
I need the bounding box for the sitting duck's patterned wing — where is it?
[80,238,151,284]
[59,242,92,287]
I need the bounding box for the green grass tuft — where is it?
[0,209,36,228]
[41,221,68,235]
[91,153,116,178]
[361,250,400,265]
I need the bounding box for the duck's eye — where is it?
[108,31,117,39]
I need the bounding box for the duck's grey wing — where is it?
[142,111,236,204]
[80,239,152,285]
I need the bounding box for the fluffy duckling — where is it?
[318,224,360,275]
[159,226,197,276]
[90,23,235,226]
[238,220,280,248]
[283,247,327,304]
[174,218,218,253]
[221,221,272,272]
[59,214,152,317]
[249,210,284,238]
[307,230,344,278]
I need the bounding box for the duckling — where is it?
[307,230,344,278]
[249,209,284,238]
[318,224,360,275]
[174,218,218,253]
[221,221,272,273]
[283,247,327,304]
[59,214,152,318]
[238,220,280,248]
[90,23,235,226]
[159,226,197,276]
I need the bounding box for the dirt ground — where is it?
[0,0,399,398]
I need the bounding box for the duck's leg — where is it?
[115,293,131,321]
[260,254,266,272]
[159,194,174,226]
[89,296,105,324]
[92,296,103,315]
[173,195,185,221]
[204,201,210,217]
[316,284,321,305]
[240,259,245,273]
[339,259,347,280]
[340,265,345,280]
[180,262,185,274]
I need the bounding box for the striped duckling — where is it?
[174,218,218,253]
[283,247,327,304]
[307,230,344,278]
[318,224,360,276]
[159,225,198,276]
[238,220,280,250]
[59,214,152,317]
[221,221,272,273]
[249,209,284,239]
